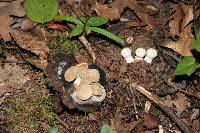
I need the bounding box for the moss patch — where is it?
[49,36,83,55]
[5,79,58,133]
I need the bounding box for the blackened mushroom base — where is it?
[46,54,107,112]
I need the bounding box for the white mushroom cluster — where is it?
[64,63,105,101]
[121,47,158,64]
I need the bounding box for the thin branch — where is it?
[131,83,192,133]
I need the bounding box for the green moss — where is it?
[6,94,58,133]
[49,36,83,55]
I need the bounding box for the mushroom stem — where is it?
[79,36,96,63]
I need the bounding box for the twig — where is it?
[79,35,96,63]
[128,75,139,120]
[131,83,192,133]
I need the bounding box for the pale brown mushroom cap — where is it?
[75,82,93,101]
[91,82,103,96]
[64,66,78,82]
[76,63,88,71]
[85,69,100,82]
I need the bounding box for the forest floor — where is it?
[0,0,200,133]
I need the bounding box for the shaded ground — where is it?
[0,0,200,133]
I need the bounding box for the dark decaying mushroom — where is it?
[46,54,107,112]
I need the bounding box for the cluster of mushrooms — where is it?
[64,63,104,101]
[121,47,158,64]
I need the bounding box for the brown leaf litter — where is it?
[0,0,25,17]
[164,93,190,116]
[164,24,194,56]
[0,16,14,41]
[92,0,149,26]
[12,30,49,69]
[163,3,196,56]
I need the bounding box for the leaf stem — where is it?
[79,36,96,63]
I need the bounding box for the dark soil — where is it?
[0,0,200,133]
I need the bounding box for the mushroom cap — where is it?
[125,55,134,63]
[75,81,93,101]
[86,69,100,82]
[146,48,158,58]
[76,63,88,71]
[64,66,78,82]
[91,82,103,96]
[144,56,152,63]
[135,48,146,58]
[121,47,132,57]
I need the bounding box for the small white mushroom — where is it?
[144,48,158,63]
[121,47,134,63]
[135,48,146,61]
[135,48,146,58]
[64,66,78,82]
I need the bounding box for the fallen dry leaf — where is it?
[0,0,25,17]
[48,21,66,31]
[12,30,49,69]
[12,30,49,59]
[180,3,194,31]
[92,0,149,25]
[169,4,183,36]
[163,24,194,56]
[0,15,14,41]
[169,3,195,37]
[172,92,191,116]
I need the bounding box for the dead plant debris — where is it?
[0,0,200,133]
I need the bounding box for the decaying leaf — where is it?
[0,15,14,41]
[92,0,148,25]
[172,93,190,116]
[27,58,49,70]
[180,3,194,31]
[0,0,25,17]
[163,24,194,56]
[169,3,194,36]
[12,30,49,69]
[164,93,190,116]
[169,4,183,36]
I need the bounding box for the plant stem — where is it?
[79,36,96,63]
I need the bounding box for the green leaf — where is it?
[87,17,109,27]
[68,24,84,38]
[192,31,200,52]
[48,127,58,133]
[101,125,115,133]
[23,0,58,24]
[174,56,198,76]
[90,27,125,45]
[79,16,86,23]
[54,16,83,25]
[85,24,92,34]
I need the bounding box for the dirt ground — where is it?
[0,0,200,133]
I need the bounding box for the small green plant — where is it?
[54,16,125,45]
[100,125,116,133]
[23,0,58,24]
[48,127,58,133]
[174,31,200,76]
